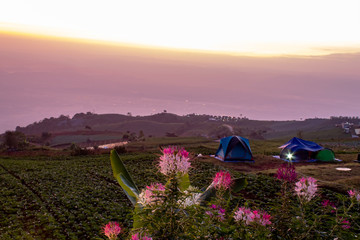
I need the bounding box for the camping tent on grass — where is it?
[315,149,335,162]
[215,136,253,162]
[279,137,335,162]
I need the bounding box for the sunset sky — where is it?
[1,0,360,132]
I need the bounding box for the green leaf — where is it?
[232,178,248,193]
[110,150,137,186]
[110,150,140,205]
[114,173,139,205]
[197,184,216,204]
[177,173,190,192]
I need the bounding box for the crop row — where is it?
[0,153,229,239]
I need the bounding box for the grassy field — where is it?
[1,137,359,239]
[50,134,124,146]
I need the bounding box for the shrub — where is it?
[4,131,28,150]
[114,145,127,154]
[70,144,94,156]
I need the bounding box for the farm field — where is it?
[1,138,360,239]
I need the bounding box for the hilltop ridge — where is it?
[13,112,357,144]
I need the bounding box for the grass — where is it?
[126,136,215,152]
[50,134,124,146]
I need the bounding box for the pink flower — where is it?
[205,211,213,217]
[348,190,355,197]
[259,213,272,226]
[234,207,255,225]
[146,183,166,192]
[217,207,226,221]
[212,171,232,190]
[348,189,360,202]
[206,205,226,221]
[275,163,297,182]
[321,199,330,207]
[321,200,336,213]
[131,233,140,240]
[210,204,217,209]
[159,146,191,176]
[295,177,318,202]
[103,221,121,240]
[234,207,271,226]
[341,219,351,229]
[138,183,166,206]
[131,233,153,240]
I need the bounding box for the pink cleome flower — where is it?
[348,189,360,202]
[159,146,191,176]
[294,177,318,202]
[275,163,297,182]
[131,233,153,240]
[206,204,226,221]
[259,213,272,226]
[234,207,271,226]
[103,221,121,240]
[138,183,166,206]
[212,171,232,190]
[131,233,139,240]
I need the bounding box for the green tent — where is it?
[315,149,335,162]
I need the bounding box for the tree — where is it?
[4,131,27,150]
[41,132,52,140]
[122,134,129,141]
[139,130,144,138]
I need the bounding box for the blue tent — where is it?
[279,137,324,162]
[215,136,253,162]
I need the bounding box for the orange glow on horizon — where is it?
[1,0,360,57]
[2,27,360,58]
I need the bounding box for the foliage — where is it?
[70,143,94,156]
[114,145,127,154]
[0,154,131,239]
[3,131,28,150]
[41,131,52,140]
[107,148,360,240]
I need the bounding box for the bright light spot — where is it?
[287,153,294,161]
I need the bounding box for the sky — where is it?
[0,0,360,132]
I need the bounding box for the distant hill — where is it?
[12,112,358,148]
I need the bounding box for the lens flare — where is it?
[286,153,294,161]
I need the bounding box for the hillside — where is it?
[9,112,359,148]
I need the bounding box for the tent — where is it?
[215,136,253,162]
[315,149,335,162]
[279,137,335,162]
